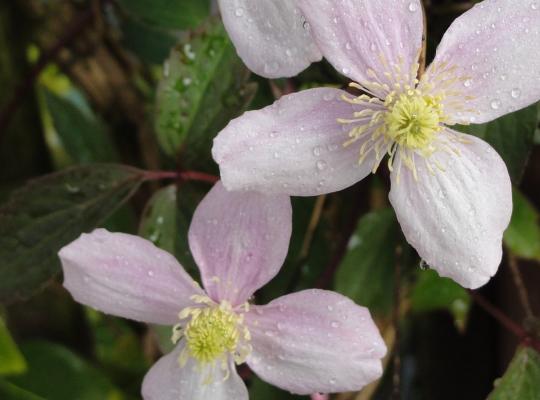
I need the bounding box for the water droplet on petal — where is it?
[463,79,472,88]
[408,2,418,12]
[235,7,244,17]
[510,88,521,99]
[490,99,502,110]
[316,160,328,171]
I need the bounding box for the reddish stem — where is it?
[143,170,218,184]
[469,291,540,353]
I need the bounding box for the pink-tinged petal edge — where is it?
[188,182,292,306]
[59,229,203,325]
[218,0,322,78]
[389,130,512,289]
[245,289,386,395]
[424,0,540,124]
[297,0,424,87]
[142,344,248,400]
[212,87,376,196]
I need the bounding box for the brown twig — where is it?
[0,7,95,142]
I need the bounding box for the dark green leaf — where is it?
[8,341,123,400]
[248,376,300,400]
[410,269,471,330]
[0,379,44,400]
[0,318,26,375]
[43,90,119,164]
[118,0,211,30]
[120,15,179,65]
[0,164,146,303]
[455,103,538,183]
[487,347,540,400]
[139,185,178,255]
[504,188,540,261]
[155,18,256,169]
[334,208,399,316]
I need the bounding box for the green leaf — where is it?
[487,347,540,400]
[334,208,399,316]
[8,341,123,400]
[410,269,471,330]
[0,318,26,375]
[118,0,211,30]
[0,164,146,303]
[155,18,257,168]
[42,90,119,164]
[248,376,300,400]
[454,103,538,183]
[0,379,44,400]
[139,185,178,255]
[504,188,540,262]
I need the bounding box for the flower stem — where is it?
[507,252,534,319]
[143,170,219,184]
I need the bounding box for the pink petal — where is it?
[59,229,203,325]
[142,344,248,400]
[188,182,291,306]
[424,0,540,124]
[245,289,386,395]
[297,0,424,87]
[212,87,376,196]
[218,0,322,78]
[389,130,512,289]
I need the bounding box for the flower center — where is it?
[384,92,443,150]
[172,295,251,376]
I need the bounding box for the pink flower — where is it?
[217,1,322,78]
[213,0,540,288]
[58,182,386,399]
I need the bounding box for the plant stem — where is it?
[143,170,218,184]
[507,253,534,319]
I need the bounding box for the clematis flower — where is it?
[58,182,386,399]
[217,1,322,78]
[213,0,540,288]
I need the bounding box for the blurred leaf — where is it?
[0,164,146,303]
[8,341,123,400]
[118,0,211,30]
[504,188,540,262]
[410,269,471,331]
[487,347,540,400]
[0,379,44,400]
[139,185,178,254]
[120,15,179,65]
[155,18,256,169]
[151,324,176,355]
[248,376,300,400]
[42,90,119,164]
[85,308,148,386]
[0,318,26,375]
[455,103,538,183]
[334,208,399,316]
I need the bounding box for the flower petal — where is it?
[188,182,291,305]
[297,0,424,86]
[212,87,376,196]
[217,0,322,78]
[424,0,540,124]
[142,344,248,400]
[245,289,386,395]
[389,130,512,288]
[59,229,203,325]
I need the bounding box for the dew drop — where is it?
[510,88,521,99]
[331,321,340,328]
[316,160,328,171]
[490,99,501,109]
[147,270,155,277]
[408,2,418,12]
[312,146,322,156]
[463,79,472,88]
[235,7,244,17]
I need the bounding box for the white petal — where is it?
[245,289,386,395]
[189,182,291,306]
[142,344,248,400]
[218,0,322,78]
[424,0,540,124]
[59,229,203,325]
[389,130,512,288]
[297,0,424,86]
[212,87,376,196]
